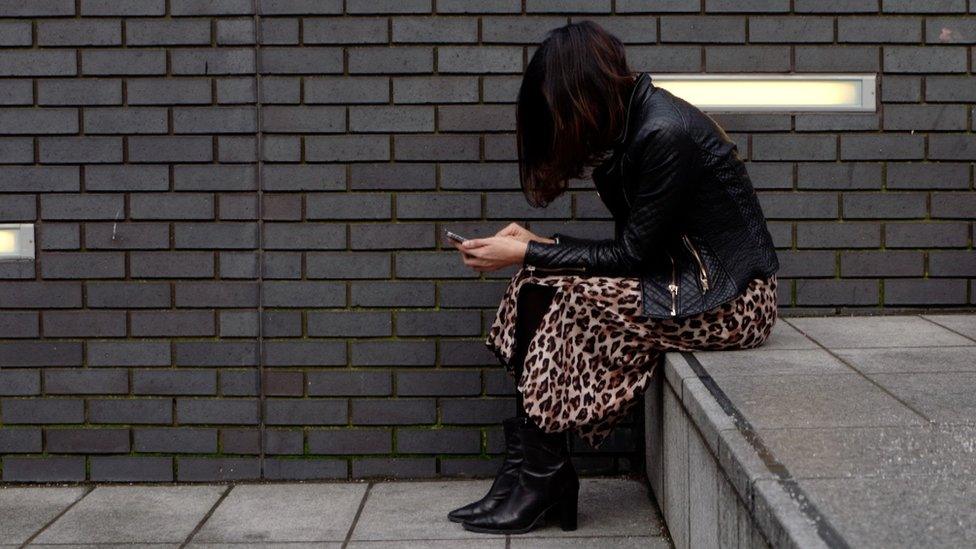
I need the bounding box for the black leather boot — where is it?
[461,417,579,535]
[447,415,525,523]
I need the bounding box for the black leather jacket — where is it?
[523,71,779,319]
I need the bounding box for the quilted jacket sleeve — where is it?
[523,122,696,274]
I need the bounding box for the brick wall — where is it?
[0,0,974,482]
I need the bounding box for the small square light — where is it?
[652,74,877,112]
[0,224,35,261]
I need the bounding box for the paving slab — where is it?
[510,535,671,548]
[695,348,853,377]
[835,346,976,374]
[33,485,224,545]
[786,315,972,348]
[189,544,338,548]
[751,319,819,351]
[865,372,976,423]
[192,482,367,543]
[801,474,976,549]
[0,486,86,545]
[923,314,976,341]
[757,424,976,478]
[348,541,503,548]
[713,373,925,429]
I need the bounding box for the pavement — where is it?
[0,477,671,548]
[675,313,976,548]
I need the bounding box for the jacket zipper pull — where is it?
[667,251,678,317]
[682,233,710,293]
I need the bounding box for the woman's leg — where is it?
[512,282,557,417]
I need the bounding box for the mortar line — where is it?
[917,314,976,345]
[251,0,267,480]
[19,484,95,548]
[180,484,235,548]
[342,481,373,548]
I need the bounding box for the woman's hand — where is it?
[452,236,528,272]
[494,222,555,244]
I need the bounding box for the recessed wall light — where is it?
[0,224,35,261]
[652,74,877,112]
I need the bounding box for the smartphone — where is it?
[444,229,468,243]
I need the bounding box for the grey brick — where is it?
[437,46,521,73]
[441,398,512,424]
[130,252,214,279]
[838,17,922,43]
[307,311,392,337]
[929,135,976,160]
[126,19,211,46]
[748,17,834,42]
[398,428,481,454]
[41,193,123,220]
[395,251,473,279]
[437,0,521,12]
[211,77,257,104]
[394,16,480,43]
[0,428,42,452]
[307,252,392,279]
[263,223,345,250]
[40,137,123,164]
[264,340,345,366]
[38,79,122,106]
[90,456,173,482]
[623,45,703,72]
[392,76,478,104]
[171,0,254,15]
[308,194,392,221]
[40,223,80,251]
[39,19,121,46]
[133,369,217,395]
[752,135,837,161]
[0,138,33,164]
[346,0,430,13]
[218,136,259,162]
[396,370,482,396]
[526,0,609,11]
[172,107,256,134]
[350,162,436,191]
[0,341,82,366]
[2,457,85,482]
[307,135,390,162]
[883,0,967,13]
[925,75,976,102]
[223,310,260,337]
[131,311,215,337]
[795,46,880,71]
[174,222,258,249]
[261,106,344,133]
[438,105,515,132]
[707,0,788,11]
[351,341,435,367]
[0,80,33,105]
[662,16,745,42]
[0,22,33,46]
[350,223,434,250]
[886,163,970,190]
[796,279,879,306]
[88,341,171,367]
[81,0,165,16]
[0,370,40,395]
[0,0,74,16]
[262,281,345,307]
[265,399,347,425]
[174,165,256,192]
[883,46,968,72]
[219,369,260,395]
[840,250,924,277]
[885,221,969,248]
[308,428,392,454]
[42,311,126,337]
[481,16,568,43]
[129,136,213,163]
[41,252,125,279]
[795,113,880,132]
[47,427,129,452]
[394,135,480,161]
[174,282,260,308]
[0,109,78,135]
[0,194,36,221]
[883,105,967,131]
[177,398,259,424]
[441,163,519,190]
[706,46,790,71]
[797,163,882,190]
[884,278,966,305]
[83,107,167,135]
[1,398,83,423]
[396,310,480,336]
[796,221,881,248]
[220,251,258,278]
[172,48,255,75]
[177,457,260,481]
[307,370,393,396]
[840,135,925,160]
[128,78,212,105]
[396,194,480,219]
[259,0,342,15]
[351,398,435,424]
[929,250,976,276]
[0,312,40,339]
[882,76,922,103]
[217,19,255,45]
[304,76,388,104]
[352,457,436,479]
[0,50,76,76]
[760,191,839,220]
[86,282,171,308]
[795,0,878,12]
[259,19,299,45]
[259,47,342,74]
[302,17,387,44]
[0,166,79,192]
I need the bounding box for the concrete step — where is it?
[644,313,976,549]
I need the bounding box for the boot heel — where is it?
[557,491,578,531]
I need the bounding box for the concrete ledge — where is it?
[645,314,976,549]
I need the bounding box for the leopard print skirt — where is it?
[486,267,777,449]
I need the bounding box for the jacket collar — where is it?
[610,71,652,151]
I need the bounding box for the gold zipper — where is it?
[666,250,678,317]
[525,264,587,273]
[681,233,709,293]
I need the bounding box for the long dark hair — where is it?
[516,20,636,208]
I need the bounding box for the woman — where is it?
[447,21,779,535]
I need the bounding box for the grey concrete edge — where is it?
[664,352,829,549]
